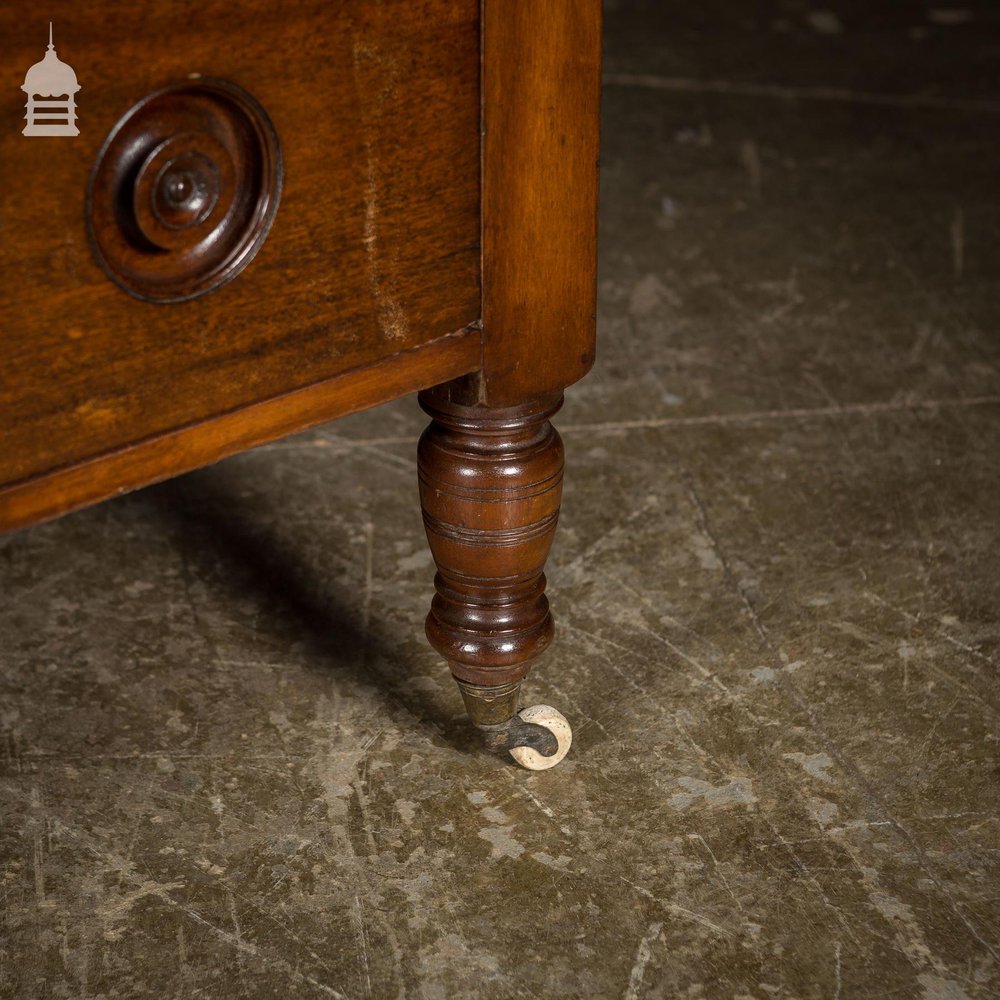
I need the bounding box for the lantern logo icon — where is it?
[21,23,80,137]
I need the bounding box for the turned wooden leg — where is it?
[417,386,572,768]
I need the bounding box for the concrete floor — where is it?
[3,2,1000,997]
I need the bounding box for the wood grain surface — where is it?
[0,0,480,488]
[418,389,564,690]
[479,0,603,407]
[0,328,480,533]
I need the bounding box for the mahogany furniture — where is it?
[0,1,601,768]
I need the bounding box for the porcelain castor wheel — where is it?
[509,705,572,770]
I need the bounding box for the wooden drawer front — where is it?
[0,0,480,485]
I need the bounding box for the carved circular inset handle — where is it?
[86,79,282,303]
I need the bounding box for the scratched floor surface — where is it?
[3,2,1000,997]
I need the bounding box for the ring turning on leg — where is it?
[417,387,572,768]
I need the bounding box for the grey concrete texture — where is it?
[3,1,1000,997]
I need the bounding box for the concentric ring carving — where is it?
[86,79,282,303]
